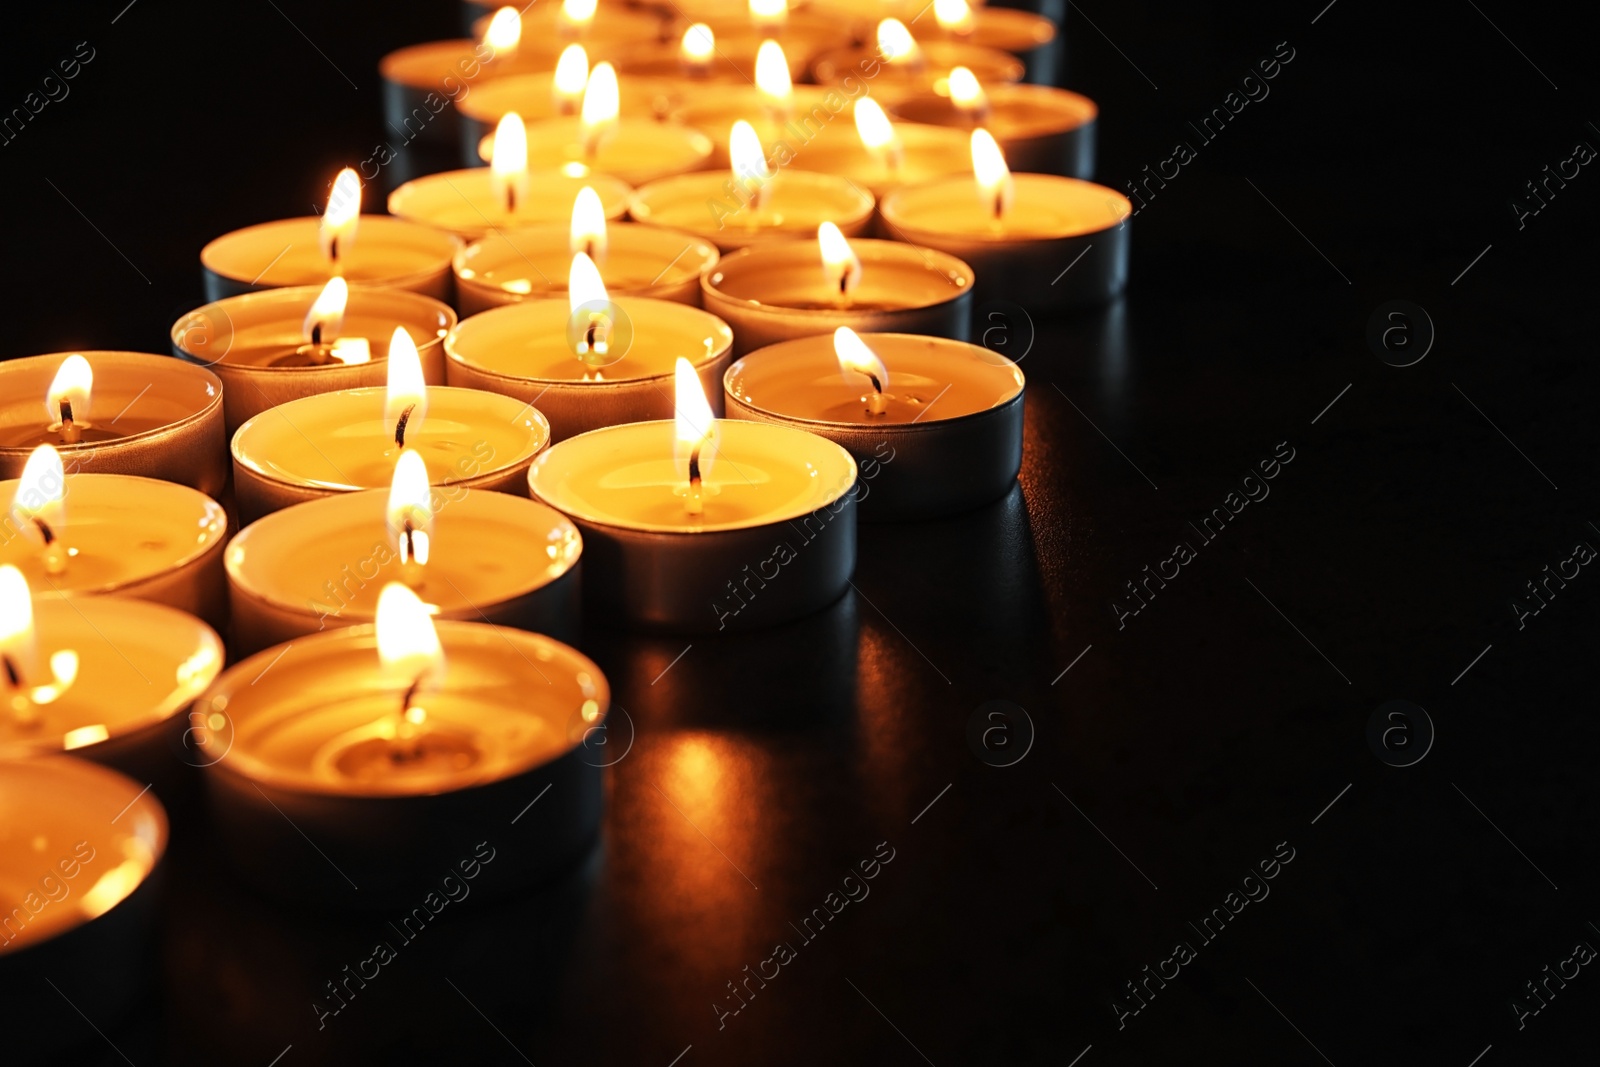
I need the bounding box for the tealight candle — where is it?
[446,253,735,441]
[810,18,1024,92]
[0,352,227,498]
[879,130,1131,309]
[884,67,1097,177]
[197,585,610,905]
[226,453,582,656]
[912,0,1060,84]
[379,7,537,155]
[0,568,222,790]
[781,97,974,197]
[230,338,551,522]
[466,0,664,50]
[0,757,166,1063]
[200,168,461,302]
[454,185,719,313]
[703,223,973,355]
[671,39,853,168]
[631,120,875,252]
[170,282,455,437]
[725,329,1023,519]
[528,359,858,632]
[1,449,229,628]
[388,112,634,240]
[613,21,821,84]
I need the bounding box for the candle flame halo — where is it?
[569,186,609,264]
[484,6,522,58]
[876,19,920,65]
[834,326,890,393]
[853,97,901,168]
[490,112,531,213]
[580,62,620,154]
[375,582,445,695]
[0,564,75,707]
[45,355,92,432]
[553,44,590,112]
[0,565,35,671]
[749,0,787,35]
[302,276,349,349]
[754,40,792,112]
[948,66,988,116]
[971,128,1013,219]
[681,23,715,66]
[560,0,597,34]
[321,168,362,263]
[674,356,717,506]
[10,446,67,573]
[934,0,976,35]
[385,327,428,447]
[818,222,861,298]
[568,251,617,368]
[387,449,434,568]
[729,120,772,210]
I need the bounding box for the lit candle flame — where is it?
[385,327,428,449]
[971,128,1013,220]
[948,66,989,120]
[580,62,620,158]
[490,111,530,214]
[681,23,715,73]
[853,97,901,171]
[877,19,921,66]
[729,120,772,212]
[674,357,717,515]
[375,581,445,746]
[754,39,792,118]
[569,186,608,264]
[484,6,522,58]
[934,0,975,36]
[560,0,596,35]
[568,251,615,371]
[321,167,361,265]
[0,564,78,714]
[45,355,92,444]
[552,44,589,115]
[10,446,67,576]
[834,327,890,415]
[302,276,348,351]
[749,0,787,35]
[387,449,434,574]
[818,222,861,301]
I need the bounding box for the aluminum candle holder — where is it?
[810,41,1024,92]
[0,351,227,498]
[701,239,973,356]
[457,71,688,163]
[170,285,454,437]
[388,167,633,241]
[200,215,460,303]
[631,171,874,253]
[885,84,1098,178]
[725,332,1024,520]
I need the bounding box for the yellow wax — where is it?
[233,386,547,492]
[888,84,1097,142]
[496,118,713,186]
[201,215,459,292]
[455,221,718,306]
[0,352,220,451]
[0,597,221,759]
[910,8,1057,54]
[0,474,226,594]
[529,418,856,533]
[389,168,634,240]
[706,237,969,311]
[459,71,687,126]
[810,41,1024,91]
[883,174,1132,239]
[630,171,874,250]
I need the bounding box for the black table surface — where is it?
[4,2,1597,1064]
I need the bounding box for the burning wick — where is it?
[834,326,890,416]
[393,405,415,448]
[686,441,705,516]
[374,583,443,763]
[57,399,80,445]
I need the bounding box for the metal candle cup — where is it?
[388,167,633,241]
[885,84,1098,178]
[613,31,821,84]
[725,332,1024,520]
[0,352,227,498]
[226,488,582,657]
[673,86,842,168]
[0,473,229,629]
[630,171,874,253]
[879,175,1132,311]
[457,72,688,164]
[200,215,461,303]
[454,222,719,313]
[0,594,222,794]
[907,7,1060,84]
[197,624,608,907]
[230,385,550,524]
[445,298,734,441]
[810,41,1024,92]
[170,285,455,438]
[775,118,975,198]
[528,419,858,633]
[702,238,973,356]
[0,759,167,1063]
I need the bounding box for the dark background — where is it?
[4,0,1598,1063]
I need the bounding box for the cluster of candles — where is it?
[1,0,1124,1038]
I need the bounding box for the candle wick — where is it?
[394,404,415,448]
[59,400,81,444]
[328,236,339,264]
[865,374,888,416]
[310,322,323,347]
[1,653,21,689]
[30,516,55,547]
[993,193,1005,222]
[505,186,518,215]
[686,442,705,516]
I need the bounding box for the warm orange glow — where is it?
[490,111,530,213]
[376,582,444,689]
[729,120,771,209]
[934,0,975,35]
[569,186,608,263]
[580,62,620,155]
[834,326,890,414]
[560,0,597,34]
[948,66,988,117]
[817,222,861,298]
[568,250,609,313]
[749,0,787,35]
[674,356,716,514]
[45,355,92,433]
[387,449,434,568]
[552,44,589,113]
[321,167,361,263]
[568,251,614,367]
[10,446,67,575]
[484,6,522,57]
[302,276,348,346]
[971,127,1013,218]
[754,39,792,114]
[854,97,901,169]
[385,327,428,446]
[681,23,715,70]
[0,564,78,710]
[877,19,920,65]
[0,565,34,668]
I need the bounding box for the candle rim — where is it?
[885,83,1098,135]
[702,238,972,316]
[909,4,1058,48]
[388,167,635,238]
[812,40,1025,86]
[629,170,876,235]
[454,219,720,298]
[201,215,461,289]
[458,69,689,123]
[881,174,1133,242]
[0,351,224,455]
